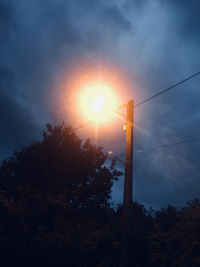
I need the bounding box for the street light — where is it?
[79,83,134,210]
[79,83,134,266]
[79,82,118,123]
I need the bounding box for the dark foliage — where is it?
[0,123,122,266]
[150,200,200,267]
[0,123,200,266]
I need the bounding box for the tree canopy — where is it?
[0,123,200,267]
[0,123,121,209]
[0,123,122,266]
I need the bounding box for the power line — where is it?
[75,70,200,130]
[136,137,200,153]
[134,71,200,108]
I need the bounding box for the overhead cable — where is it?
[136,137,200,153]
[134,71,200,108]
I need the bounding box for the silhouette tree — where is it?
[177,199,200,266]
[1,123,200,267]
[0,123,122,267]
[117,202,154,267]
[150,205,181,266]
[150,201,200,267]
[0,123,121,207]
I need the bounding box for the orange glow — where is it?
[79,82,118,122]
[54,60,134,131]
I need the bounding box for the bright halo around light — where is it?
[79,82,118,123]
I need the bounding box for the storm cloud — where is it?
[0,0,200,208]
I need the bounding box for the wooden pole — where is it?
[124,99,133,207]
[120,99,134,267]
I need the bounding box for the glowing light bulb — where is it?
[93,96,105,113]
[79,82,118,122]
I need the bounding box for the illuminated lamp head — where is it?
[79,82,118,123]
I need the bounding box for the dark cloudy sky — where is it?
[1,0,200,209]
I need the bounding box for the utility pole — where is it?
[124,99,134,207]
[120,99,134,267]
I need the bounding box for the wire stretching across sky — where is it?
[136,138,200,153]
[134,71,200,108]
[74,70,200,131]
